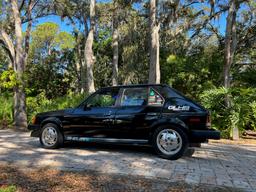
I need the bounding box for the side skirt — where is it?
[65,136,149,145]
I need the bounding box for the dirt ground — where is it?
[0,164,244,192]
[209,138,256,145]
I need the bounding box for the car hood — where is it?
[37,108,74,117]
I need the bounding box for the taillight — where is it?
[31,116,37,124]
[206,114,211,128]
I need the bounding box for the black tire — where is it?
[39,123,64,149]
[152,125,188,160]
[189,143,201,148]
[184,148,195,157]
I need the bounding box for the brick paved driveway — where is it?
[0,129,256,191]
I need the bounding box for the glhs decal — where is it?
[168,105,190,111]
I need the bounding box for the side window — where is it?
[155,86,184,99]
[87,89,119,108]
[148,88,164,106]
[121,88,148,106]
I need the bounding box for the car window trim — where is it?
[115,88,124,107]
[148,87,165,107]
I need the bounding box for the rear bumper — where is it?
[28,124,41,137]
[28,124,40,130]
[190,129,220,140]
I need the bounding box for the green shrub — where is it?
[0,185,16,192]
[27,91,87,122]
[200,87,256,138]
[0,91,87,126]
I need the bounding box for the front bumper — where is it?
[190,129,221,140]
[27,124,41,137]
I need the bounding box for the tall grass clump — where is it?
[0,93,13,128]
[0,91,87,127]
[27,91,87,123]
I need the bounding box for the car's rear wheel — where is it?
[184,148,195,157]
[152,126,188,160]
[40,123,63,149]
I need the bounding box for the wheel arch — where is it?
[40,117,63,131]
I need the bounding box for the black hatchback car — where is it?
[28,84,220,160]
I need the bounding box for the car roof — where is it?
[101,84,168,90]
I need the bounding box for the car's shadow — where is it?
[63,141,155,156]
[63,141,195,158]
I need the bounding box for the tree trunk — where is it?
[24,0,33,62]
[80,60,87,93]
[223,0,238,140]
[74,33,86,93]
[112,1,119,86]
[75,42,83,93]
[84,0,96,93]
[11,0,27,129]
[148,0,160,84]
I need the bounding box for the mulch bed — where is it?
[0,164,243,192]
[209,138,256,145]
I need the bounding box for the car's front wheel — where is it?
[152,126,188,160]
[40,123,63,149]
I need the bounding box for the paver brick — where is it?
[216,178,234,187]
[0,129,256,191]
[233,180,252,189]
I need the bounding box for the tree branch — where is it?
[0,40,14,65]
[24,0,33,59]
[22,0,39,18]
[21,1,54,24]
[19,0,25,12]
[182,1,200,9]
[190,8,229,39]
[208,23,224,45]
[0,29,15,63]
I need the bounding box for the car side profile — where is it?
[28,84,220,160]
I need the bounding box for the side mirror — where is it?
[83,104,91,111]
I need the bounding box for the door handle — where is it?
[103,119,113,122]
[104,111,112,116]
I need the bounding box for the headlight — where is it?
[31,116,37,124]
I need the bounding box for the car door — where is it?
[112,86,164,140]
[64,87,120,137]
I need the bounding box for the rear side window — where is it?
[155,86,184,99]
[148,88,164,106]
[121,88,148,106]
